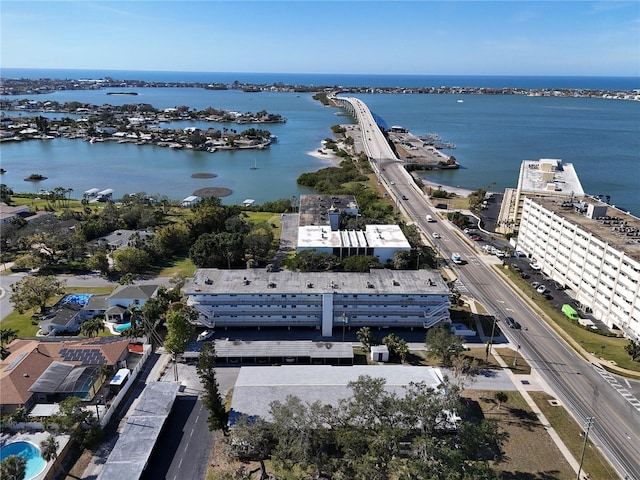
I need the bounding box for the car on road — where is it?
[197,330,214,342]
[504,316,521,329]
[390,181,395,185]
[536,285,547,294]
[402,195,408,200]
[432,232,441,239]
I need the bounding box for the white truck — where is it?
[451,252,462,264]
[426,214,435,222]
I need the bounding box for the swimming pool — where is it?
[115,322,131,332]
[0,441,47,480]
[61,293,92,306]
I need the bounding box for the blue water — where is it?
[1,70,638,216]
[3,68,639,90]
[115,322,131,332]
[0,441,47,480]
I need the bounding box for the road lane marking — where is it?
[178,458,183,468]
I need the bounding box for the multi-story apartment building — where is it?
[185,268,451,337]
[517,196,640,339]
[497,158,584,233]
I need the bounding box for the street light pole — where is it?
[577,417,594,480]
[485,313,498,362]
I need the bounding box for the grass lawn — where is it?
[465,390,575,479]
[156,255,197,278]
[494,266,640,374]
[529,391,620,480]
[494,347,532,375]
[1,286,115,338]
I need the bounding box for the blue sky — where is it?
[1,1,639,76]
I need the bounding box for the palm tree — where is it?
[40,435,59,464]
[0,455,26,480]
[80,317,106,337]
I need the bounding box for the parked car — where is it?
[531,281,540,288]
[520,272,530,279]
[510,263,522,272]
[544,293,554,300]
[505,316,521,329]
[536,285,547,294]
[197,330,215,342]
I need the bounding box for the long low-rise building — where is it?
[185,269,451,336]
[516,196,640,339]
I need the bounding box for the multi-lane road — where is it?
[343,95,640,479]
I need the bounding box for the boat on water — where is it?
[457,99,464,103]
[106,92,139,96]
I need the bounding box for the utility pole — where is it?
[577,417,594,480]
[485,313,498,362]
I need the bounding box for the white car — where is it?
[530,262,542,271]
[536,285,546,294]
[432,232,441,239]
[197,330,214,342]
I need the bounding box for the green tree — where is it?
[80,317,106,337]
[228,415,272,480]
[10,275,66,314]
[342,255,381,272]
[197,341,229,434]
[0,184,13,204]
[0,455,26,480]
[40,435,59,466]
[356,326,375,352]
[0,328,18,347]
[625,339,640,362]
[244,225,274,262]
[87,251,110,276]
[113,247,151,275]
[189,232,245,268]
[164,309,195,380]
[425,324,465,367]
[494,391,509,410]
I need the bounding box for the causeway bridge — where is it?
[331,95,398,163]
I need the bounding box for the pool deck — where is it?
[0,432,70,480]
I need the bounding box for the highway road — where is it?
[345,97,640,479]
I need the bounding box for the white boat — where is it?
[457,99,464,103]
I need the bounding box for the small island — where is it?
[24,173,47,182]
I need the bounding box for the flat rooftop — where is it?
[532,196,640,261]
[230,365,444,422]
[518,159,584,196]
[297,224,411,250]
[187,268,449,296]
[212,340,353,359]
[298,194,357,227]
[97,381,181,480]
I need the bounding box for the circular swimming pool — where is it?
[0,441,47,479]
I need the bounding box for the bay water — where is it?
[1,70,638,215]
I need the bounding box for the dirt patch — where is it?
[193,187,232,198]
[191,173,218,179]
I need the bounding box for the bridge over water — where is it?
[331,95,398,163]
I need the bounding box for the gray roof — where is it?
[109,284,158,300]
[85,294,109,310]
[98,381,181,480]
[39,304,82,327]
[213,340,353,359]
[230,365,445,423]
[187,269,448,296]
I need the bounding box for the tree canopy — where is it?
[10,275,66,314]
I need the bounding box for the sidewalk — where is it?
[491,348,581,475]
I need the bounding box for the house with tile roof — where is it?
[0,337,131,415]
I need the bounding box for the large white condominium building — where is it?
[517,196,640,340]
[185,268,451,337]
[497,158,584,232]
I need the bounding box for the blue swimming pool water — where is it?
[61,294,92,306]
[0,441,47,480]
[115,322,131,332]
